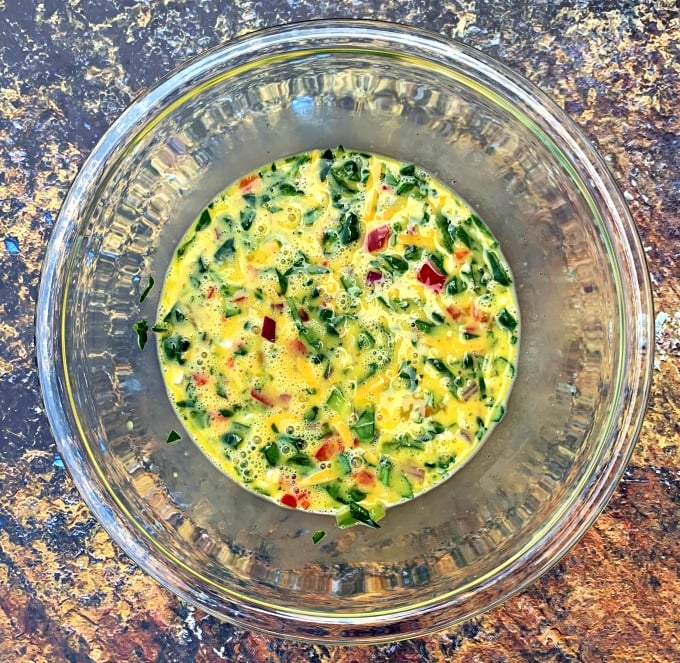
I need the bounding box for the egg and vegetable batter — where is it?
[153,147,519,528]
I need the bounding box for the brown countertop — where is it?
[1,1,678,661]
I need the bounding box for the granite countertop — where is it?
[1,1,678,661]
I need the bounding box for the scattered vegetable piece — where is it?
[196,209,212,232]
[280,493,297,508]
[262,316,276,342]
[417,261,447,293]
[133,319,148,350]
[349,501,381,528]
[139,277,155,303]
[497,308,517,331]
[366,225,391,252]
[351,407,375,443]
[250,389,274,407]
[339,210,361,244]
[239,173,259,190]
[166,430,181,444]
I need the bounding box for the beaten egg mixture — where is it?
[155,148,519,528]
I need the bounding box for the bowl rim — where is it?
[36,18,654,643]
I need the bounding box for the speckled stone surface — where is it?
[1,1,678,661]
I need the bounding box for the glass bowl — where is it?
[36,20,653,643]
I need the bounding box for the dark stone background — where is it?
[1,1,678,661]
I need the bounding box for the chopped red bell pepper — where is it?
[473,305,490,323]
[261,316,276,343]
[289,338,307,356]
[250,389,274,407]
[298,308,309,322]
[366,270,383,285]
[280,493,297,508]
[365,225,391,252]
[206,285,217,299]
[292,488,311,509]
[354,469,375,486]
[239,173,259,190]
[446,305,464,321]
[314,438,339,462]
[417,261,447,293]
[192,373,209,386]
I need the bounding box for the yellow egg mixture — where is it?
[155,148,519,528]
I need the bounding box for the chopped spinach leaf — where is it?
[277,182,304,196]
[196,209,211,232]
[351,407,375,443]
[381,254,409,274]
[275,268,288,295]
[222,422,250,448]
[454,224,472,249]
[288,453,313,467]
[139,277,155,303]
[162,335,190,364]
[262,442,280,466]
[133,319,148,351]
[435,214,454,253]
[214,238,236,262]
[240,208,255,231]
[398,361,418,391]
[166,429,181,444]
[164,303,186,324]
[486,250,512,285]
[338,210,361,244]
[177,235,195,257]
[497,308,517,330]
[426,357,454,378]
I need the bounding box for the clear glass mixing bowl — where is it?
[36,20,653,643]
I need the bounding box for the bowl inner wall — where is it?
[63,53,620,611]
